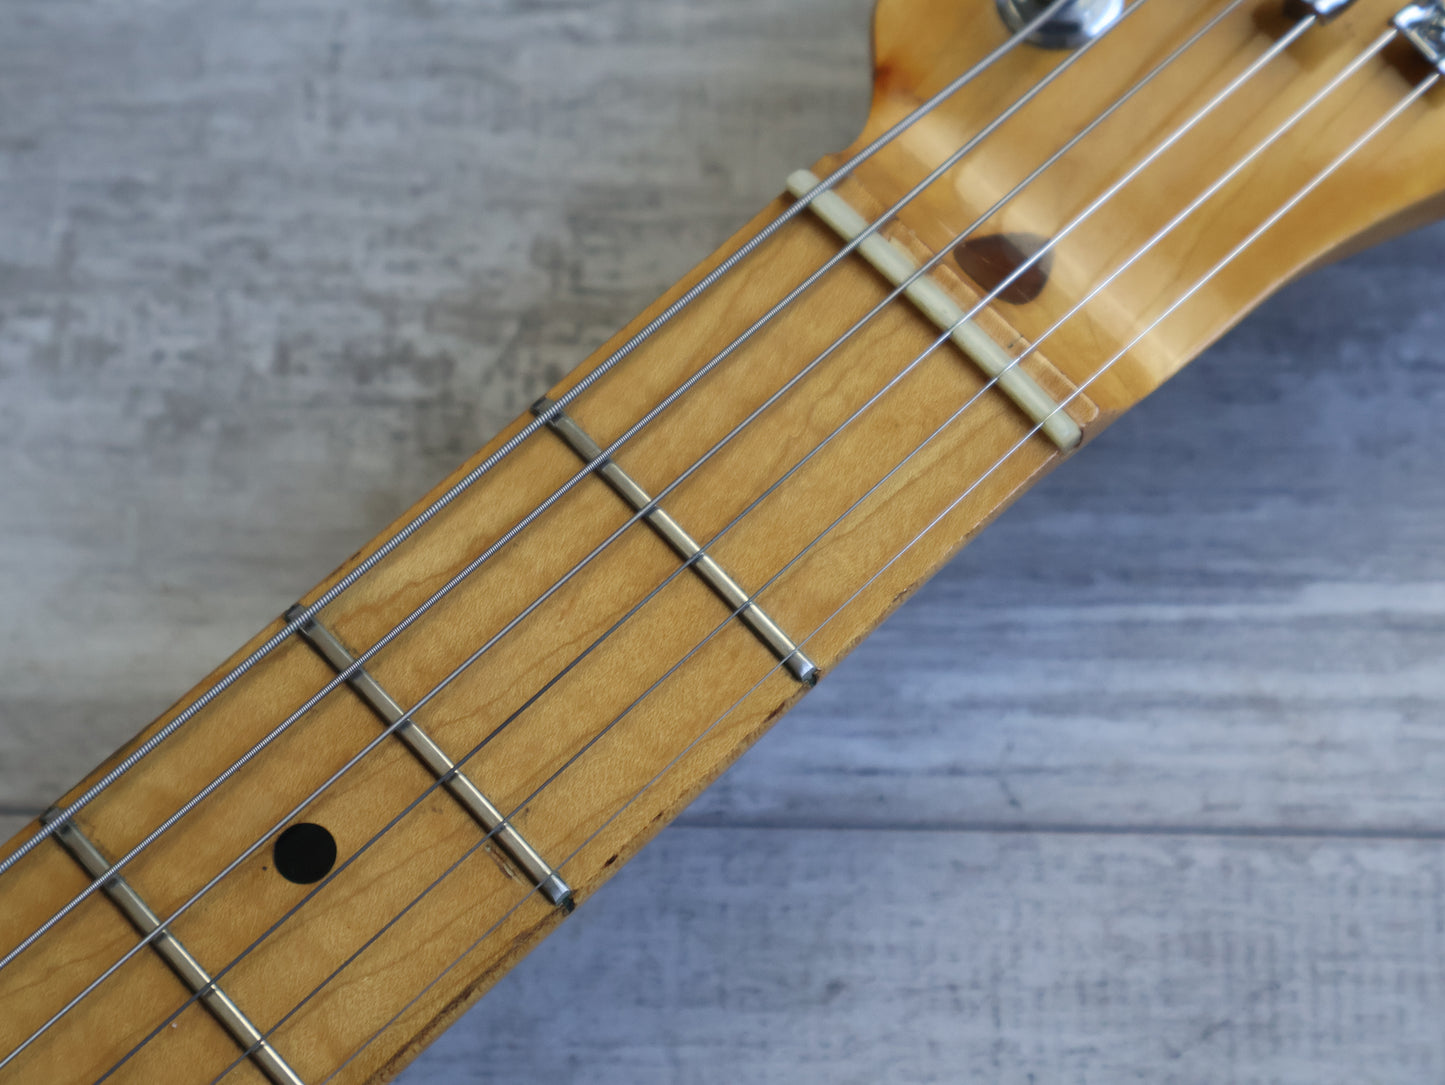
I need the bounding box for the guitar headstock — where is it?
[827,0,1445,412]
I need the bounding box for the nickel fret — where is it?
[287,609,575,911]
[533,397,820,685]
[42,811,306,1085]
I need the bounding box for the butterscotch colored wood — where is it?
[2,2,1444,1083]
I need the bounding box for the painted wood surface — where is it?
[1,0,1443,1080]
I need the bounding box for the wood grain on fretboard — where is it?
[0,155,1093,1085]
[2,0,1445,1080]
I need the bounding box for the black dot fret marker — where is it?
[272,823,337,885]
[285,607,574,912]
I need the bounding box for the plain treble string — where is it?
[310,51,1436,1085]
[4,2,1176,1065]
[22,0,1340,1074]
[978,27,1400,421]
[817,7,1321,388]
[84,1,1247,1061]
[0,0,1077,883]
[0,1,1105,977]
[36,4,1387,1080]
[62,3,1275,1077]
[197,23,1426,1085]
[2,8,1160,1076]
[0,0,1140,990]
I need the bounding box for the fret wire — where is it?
[105,39,1422,1085]
[14,6,1352,1080]
[93,206,1075,1082]
[0,0,1144,985]
[101,321,1022,1085]
[10,3,1316,1067]
[0,2,1108,956]
[84,152,1087,1085]
[307,72,1437,1085]
[0,0,1080,887]
[13,2,1234,1058]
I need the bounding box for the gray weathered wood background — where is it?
[3,1,1444,1081]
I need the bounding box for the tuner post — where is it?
[1396,1,1445,72]
[996,0,1125,49]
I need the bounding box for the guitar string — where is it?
[255,55,1441,1085]
[87,4,1256,1064]
[0,0,1078,882]
[2,2,1267,1059]
[11,6,1398,1080]
[5,4,1327,1069]
[88,23,1408,1085]
[0,0,1156,980]
[19,8,1375,1080]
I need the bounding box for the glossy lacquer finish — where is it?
[1,2,1442,1082]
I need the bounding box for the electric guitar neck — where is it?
[2,0,1444,1081]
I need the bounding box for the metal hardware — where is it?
[1285,0,1357,19]
[42,810,306,1085]
[532,398,820,685]
[996,0,1125,48]
[1396,1,1445,70]
[287,610,575,911]
[786,169,1082,451]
